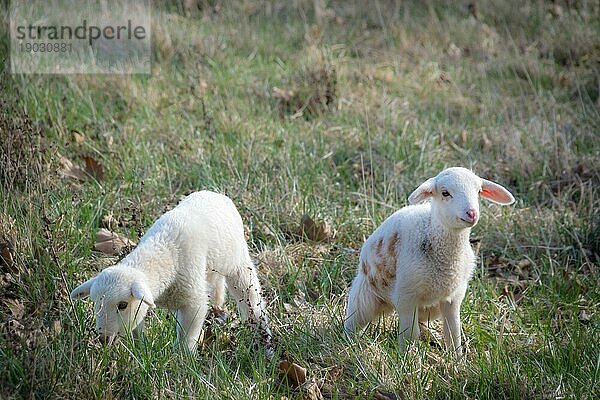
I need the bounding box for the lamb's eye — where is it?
[117,301,128,311]
[441,190,452,198]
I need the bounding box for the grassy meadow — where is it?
[1,1,599,398]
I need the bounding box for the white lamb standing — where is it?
[70,191,271,353]
[344,167,515,355]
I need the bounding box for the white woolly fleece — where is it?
[71,191,271,353]
[344,167,515,356]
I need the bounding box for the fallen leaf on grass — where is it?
[480,132,492,151]
[459,129,469,145]
[72,130,85,144]
[58,154,87,181]
[300,214,330,242]
[319,365,343,397]
[277,360,324,400]
[82,155,104,181]
[279,360,308,387]
[58,154,104,181]
[94,228,136,255]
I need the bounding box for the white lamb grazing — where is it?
[70,191,271,353]
[344,167,515,355]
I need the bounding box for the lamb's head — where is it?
[70,266,155,344]
[408,167,515,229]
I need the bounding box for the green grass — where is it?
[1,1,599,398]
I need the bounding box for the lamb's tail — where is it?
[344,271,389,335]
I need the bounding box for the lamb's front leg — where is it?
[176,300,209,352]
[440,297,463,356]
[396,300,420,352]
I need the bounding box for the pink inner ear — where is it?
[409,188,434,204]
[480,182,515,205]
[481,188,499,200]
[408,177,436,204]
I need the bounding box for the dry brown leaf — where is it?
[72,131,85,144]
[279,360,308,387]
[300,214,330,242]
[82,156,104,181]
[94,228,136,255]
[58,154,87,181]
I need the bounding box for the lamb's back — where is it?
[137,191,247,270]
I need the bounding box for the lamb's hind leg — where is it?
[211,274,226,309]
[226,257,272,349]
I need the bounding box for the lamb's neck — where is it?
[119,239,177,299]
[428,225,471,249]
[428,210,472,255]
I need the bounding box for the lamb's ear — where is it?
[408,177,436,204]
[70,277,96,300]
[481,179,515,205]
[131,281,156,309]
